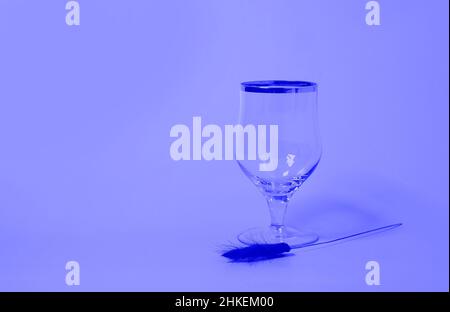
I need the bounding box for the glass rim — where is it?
[241,80,317,93]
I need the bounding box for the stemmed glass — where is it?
[237,80,321,247]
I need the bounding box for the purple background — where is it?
[0,0,448,291]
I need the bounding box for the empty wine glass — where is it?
[237,80,321,247]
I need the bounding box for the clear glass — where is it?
[237,81,322,247]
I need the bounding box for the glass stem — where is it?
[267,195,289,230]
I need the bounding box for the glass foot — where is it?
[237,226,319,248]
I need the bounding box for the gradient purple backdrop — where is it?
[0,0,448,291]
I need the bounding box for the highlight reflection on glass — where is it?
[237,81,321,247]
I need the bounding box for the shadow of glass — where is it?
[286,173,411,241]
